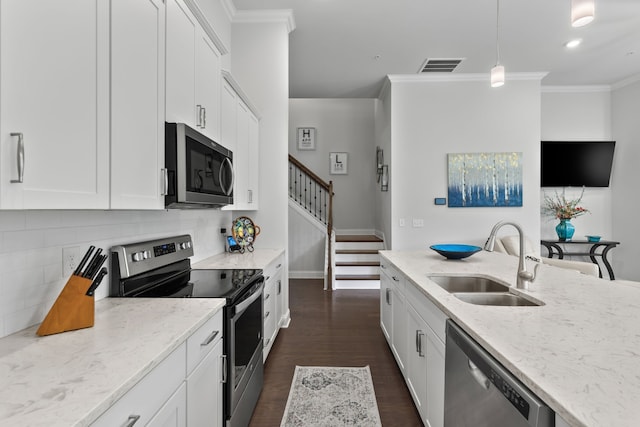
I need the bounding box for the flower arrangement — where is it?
[542,188,589,220]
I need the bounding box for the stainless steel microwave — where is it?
[165,122,234,208]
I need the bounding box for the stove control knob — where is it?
[142,250,151,259]
[179,241,191,250]
[132,251,144,262]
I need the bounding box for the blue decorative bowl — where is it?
[430,244,482,260]
[585,235,601,242]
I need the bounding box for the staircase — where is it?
[334,235,383,289]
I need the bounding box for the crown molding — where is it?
[184,0,229,54]
[611,73,640,90]
[541,85,611,93]
[220,0,236,21]
[386,72,547,84]
[233,9,296,33]
[221,70,261,120]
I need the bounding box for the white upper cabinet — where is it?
[0,0,110,209]
[220,74,260,211]
[166,0,221,141]
[110,0,166,209]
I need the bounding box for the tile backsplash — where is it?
[0,209,231,338]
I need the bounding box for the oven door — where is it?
[226,280,264,424]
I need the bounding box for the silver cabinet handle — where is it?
[276,263,282,269]
[392,276,400,282]
[221,354,227,383]
[416,330,425,357]
[385,288,391,305]
[202,107,206,128]
[277,280,282,295]
[265,311,270,319]
[264,293,270,301]
[200,330,219,347]
[10,132,24,183]
[264,337,271,346]
[161,168,168,196]
[248,189,253,203]
[125,415,141,427]
[196,105,202,127]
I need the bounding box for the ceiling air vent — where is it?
[418,58,464,73]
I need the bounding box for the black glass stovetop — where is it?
[130,267,262,303]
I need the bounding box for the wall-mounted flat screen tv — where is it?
[541,141,616,187]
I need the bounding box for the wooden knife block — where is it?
[37,275,94,336]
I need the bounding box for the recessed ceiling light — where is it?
[565,39,582,49]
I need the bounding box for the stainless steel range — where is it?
[110,234,264,427]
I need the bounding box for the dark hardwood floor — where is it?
[249,279,422,426]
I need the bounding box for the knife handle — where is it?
[86,267,108,296]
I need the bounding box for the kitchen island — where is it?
[380,249,640,427]
[0,297,225,426]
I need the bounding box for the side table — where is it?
[540,239,620,280]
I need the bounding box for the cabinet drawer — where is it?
[91,344,186,427]
[263,254,284,283]
[406,282,447,344]
[186,309,223,375]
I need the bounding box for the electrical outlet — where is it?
[62,246,81,278]
[399,218,406,227]
[412,218,424,228]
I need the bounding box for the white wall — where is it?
[289,98,377,231]
[288,202,325,277]
[0,209,230,338]
[540,88,613,243]
[386,75,543,250]
[611,78,640,280]
[231,19,289,250]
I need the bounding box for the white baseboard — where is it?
[289,270,324,279]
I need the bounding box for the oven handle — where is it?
[233,284,263,318]
[220,157,234,196]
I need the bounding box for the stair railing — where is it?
[288,155,334,288]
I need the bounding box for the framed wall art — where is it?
[330,152,348,175]
[447,152,523,207]
[297,127,316,150]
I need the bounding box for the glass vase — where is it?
[556,219,575,241]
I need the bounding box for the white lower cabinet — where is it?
[91,310,223,427]
[263,253,285,360]
[148,383,187,427]
[186,339,223,427]
[91,344,187,427]
[380,256,446,427]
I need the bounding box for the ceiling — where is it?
[233,0,640,98]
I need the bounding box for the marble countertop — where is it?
[380,249,640,427]
[193,248,284,270]
[0,298,225,427]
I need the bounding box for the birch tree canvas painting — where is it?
[447,152,523,207]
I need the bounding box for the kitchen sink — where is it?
[428,275,510,293]
[453,293,542,307]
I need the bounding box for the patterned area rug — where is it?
[280,366,382,427]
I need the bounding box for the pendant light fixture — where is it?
[571,0,595,27]
[491,0,504,87]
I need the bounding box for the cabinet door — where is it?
[246,112,259,208]
[220,80,237,154]
[234,101,250,209]
[406,304,428,420]
[166,0,196,127]
[148,382,187,427]
[390,274,407,373]
[379,264,393,342]
[425,327,445,427]
[195,32,221,141]
[0,0,109,209]
[263,277,277,360]
[186,339,223,427]
[110,0,165,209]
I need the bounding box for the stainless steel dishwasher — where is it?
[444,320,555,427]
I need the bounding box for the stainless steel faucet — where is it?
[484,220,538,290]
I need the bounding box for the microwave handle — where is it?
[220,157,234,196]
